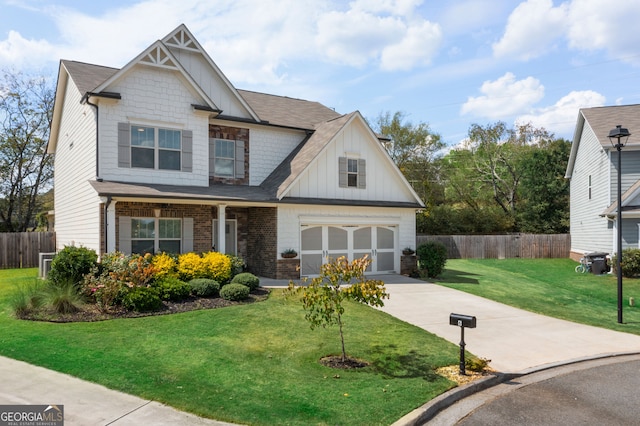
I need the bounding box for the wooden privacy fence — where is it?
[0,232,56,269]
[416,234,570,259]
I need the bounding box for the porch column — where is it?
[107,200,117,253]
[217,204,227,253]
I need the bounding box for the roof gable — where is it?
[262,111,424,207]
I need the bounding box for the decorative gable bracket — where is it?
[139,45,179,70]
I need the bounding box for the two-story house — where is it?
[47,24,424,279]
[565,104,640,260]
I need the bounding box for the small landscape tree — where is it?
[286,256,389,363]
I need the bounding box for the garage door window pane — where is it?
[377,227,394,249]
[328,227,347,250]
[354,227,371,250]
[302,227,322,251]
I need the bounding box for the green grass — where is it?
[438,258,640,334]
[0,269,461,426]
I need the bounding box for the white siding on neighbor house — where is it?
[246,126,305,185]
[53,76,102,252]
[277,204,416,273]
[610,149,640,200]
[165,48,253,119]
[286,118,415,203]
[98,66,210,186]
[570,122,614,254]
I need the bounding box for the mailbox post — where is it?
[449,313,476,375]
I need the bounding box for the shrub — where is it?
[42,279,85,314]
[99,252,157,287]
[177,252,207,280]
[152,252,177,279]
[154,276,191,301]
[416,241,448,278]
[231,272,260,290]
[10,280,46,317]
[202,251,232,283]
[82,273,126,312]
[48,246,98,287]
[122,287,162,312]
[220,283,250,301]
[228,255,246,276]
[615,248,640,278]
[189,278,220,297]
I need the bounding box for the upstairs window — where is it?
[339,156,366,189]
[214,139,235,177]
[131,126,181,170]
[118,122,192,172]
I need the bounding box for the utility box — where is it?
[449,313,477,328]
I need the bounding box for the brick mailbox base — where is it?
[400,254,417,276]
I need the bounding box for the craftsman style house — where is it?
[48,25,424,279]
[565,104,640,260]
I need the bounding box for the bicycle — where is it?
[575,257,591,273]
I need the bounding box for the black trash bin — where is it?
[586,252,609,275]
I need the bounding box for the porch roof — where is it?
[89,180,423,209]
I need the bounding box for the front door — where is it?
[213,219,237,255]
[299,224,397,276]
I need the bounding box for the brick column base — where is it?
[401,255,417,276]
[276,259,300,280]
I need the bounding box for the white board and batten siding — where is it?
[53,74,103,252]
[98,66,211,186]
[286,118,415,203]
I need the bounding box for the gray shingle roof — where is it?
[581,104,640,148]
[60,60,340,130]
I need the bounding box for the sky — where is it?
[2,0,640,146]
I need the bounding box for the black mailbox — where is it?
[449,313,476,328]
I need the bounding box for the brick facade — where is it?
[209,124,250,185]
[400,254,417,276]
[247,207,278,278]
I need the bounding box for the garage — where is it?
[299,224,397,276]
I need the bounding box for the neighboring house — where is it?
[47,24,424,279]
[565,104,640,260]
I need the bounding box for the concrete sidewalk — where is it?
[0,356,235,426]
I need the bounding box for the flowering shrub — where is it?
[100,252,157,287]
[202,251,232,283]
[177,252,207,280]
[152,252,177,279]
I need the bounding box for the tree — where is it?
[517,138,571,233]
[286,256,388,363]
[0,70,53,231]
[372,111,445,206]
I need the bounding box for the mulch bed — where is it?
[18,288,271,323]
[319,355,369,369]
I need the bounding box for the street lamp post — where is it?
[608,125,631,324]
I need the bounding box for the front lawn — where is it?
[0,268,461,426]
[438,258,640,334]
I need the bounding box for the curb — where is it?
[392,351,640,426]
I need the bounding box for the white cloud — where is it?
[0,30,54,67]
[380,20,441,71]
[516,90,606,136]
[493,0,568,60]
[461,72,545,119]
[566,0,640,64]
[349,0,425,17]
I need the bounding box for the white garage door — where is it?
[299,224,397,276]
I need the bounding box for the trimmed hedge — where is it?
[230,273,260,291]
[154,277,191,301]
[220,283,250,301]
[122,287,162,312]
[189,278,220,297]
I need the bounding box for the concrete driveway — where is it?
[373,276,640,373]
